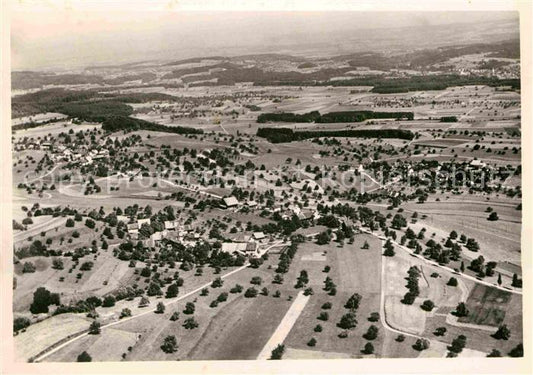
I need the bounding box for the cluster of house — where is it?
[13,138,109,165]
[125,214,270,258]
[220,231,268,257]
[127,218,200,248]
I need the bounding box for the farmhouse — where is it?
[137,218,151,227]
[127,223,139,234]
[220,241,260,257]
[222,196,239,208]
[253,232,266,241]
[298,209,318,222]
[164,220,179,230]
[246,200,258,208]
[470,159,487,168]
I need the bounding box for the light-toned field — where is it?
[14,313,91,362]
[283,347,353,359]
[382,251,427,335]
[284,235,387,357]
[45,327,138,362]
[41,254,294,362]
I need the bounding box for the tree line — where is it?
[257,110,414,123]
[256,127,415,143]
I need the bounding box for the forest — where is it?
[256,127,415,143]
[257,110,414,123]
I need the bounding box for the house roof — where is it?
[228,232,252,243]
[137,218,151,226]
[164,220,178,229]
[253,232,266,240]
[223,196,239,207]
[245,242,258,252]
[221,242,248,253]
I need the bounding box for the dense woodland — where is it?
[257,127,415,143]
[257,111,414,123]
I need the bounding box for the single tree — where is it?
[421,300,435,312]
[155,302,166,314]
[434,327,447,336]
[183,317,199,329]
[487,349,502,357]
[89,321,101,335]
[455,302,469,317]
[183,302,195,314]
[363,325,379,340]
[170,311,180,321]
[270,344,285,360]
[161,335,178,353]
[337,312,357,330]
[363,342,374,354]
[77,351,92,362]
[413,338,430,351]
[493,324,511,340]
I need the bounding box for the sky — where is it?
[9,1,519,71]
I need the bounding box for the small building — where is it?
[41,142,52,150]
[253,232,266,241]
[246,200,258,208]
[222,196,239,208]
[164,220,179,230]
[220,241,260,257]
[470,159,486,168]
[127,223,139,234]
[228,232,252,243]
[137,218,151,227]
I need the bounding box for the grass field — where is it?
[14,313,92,362]
[284,235,387,357]
[458,284,513,327]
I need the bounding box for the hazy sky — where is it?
[10,2,519,71]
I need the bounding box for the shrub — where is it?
[317,312,329,321]
[244,287,258,298]
[22,262,36,273]
[363,342,374,354]
[230,284,243,293]
[155,302,166,314]
[487,349,502,357]
[413,338,430,351]
[13,317,31,332]
[447,277,458,287]
[337,312,357,330]
[492,324,511,340]
[170,311,180,321]
[396,334,405,342]
[183,302,195,314]
[102,295,116,307]
[89,321,101,335]
[270,344,285,360]
[363,325,379,340]
[307,338,317,347]
[77,351,92,362]
[183,317,199,329]
[368,312,380,322]
[80,261,94,271]
[421,300,435,312]
[161,335,178,353]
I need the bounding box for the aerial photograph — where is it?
[8,4,526,365]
